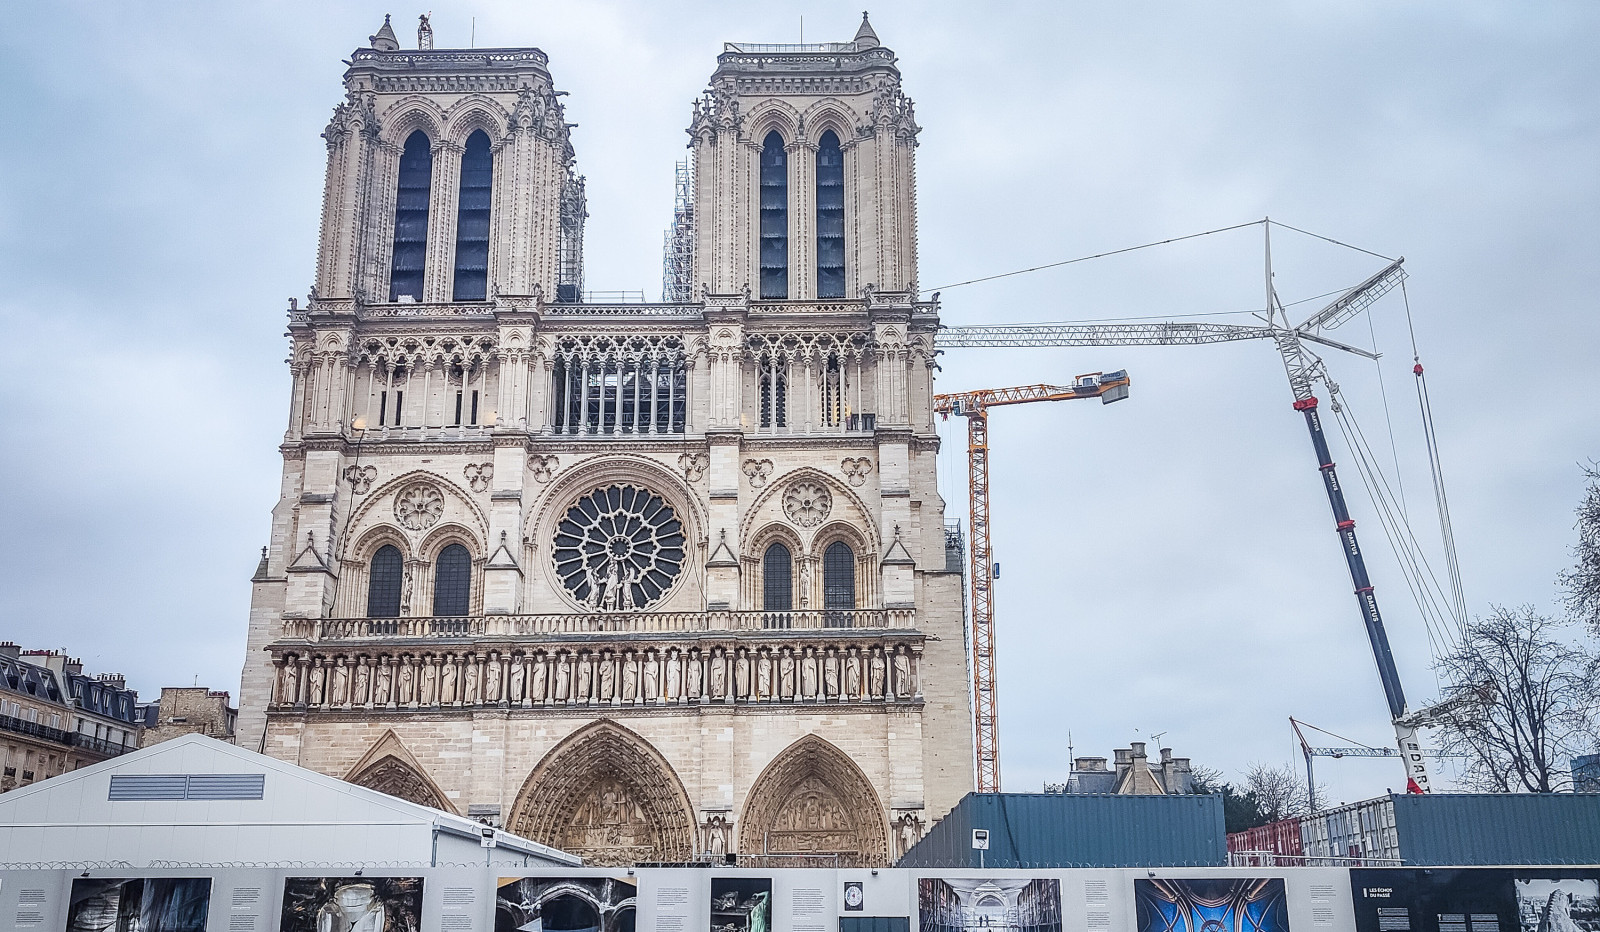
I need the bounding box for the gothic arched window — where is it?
[366,545,404,618]
[823,541,856,613]
[389,130,433,302]
[451,129,493,301]
[759,130,788,299]
[816,129,845,298]
[763,542,793,612]
[432,543,472,616]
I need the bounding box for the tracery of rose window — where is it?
[553,485,686,611]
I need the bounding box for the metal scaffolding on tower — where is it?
[662,159,695,302]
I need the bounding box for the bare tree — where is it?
[1243,762,1308,822]
[1432,605,1599,793]
[1560,463,1600,637]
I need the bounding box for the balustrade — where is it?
[280,608,912,642]
[267,632,923,712]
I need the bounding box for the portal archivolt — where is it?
[508,720,697,866]
[345,730,455,813]
[737,734,890,866]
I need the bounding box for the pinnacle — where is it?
[370,13,400,52]
[854,11,880,49]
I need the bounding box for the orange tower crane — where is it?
[933,371,1131,792]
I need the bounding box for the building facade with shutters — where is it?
[237,13,972,867]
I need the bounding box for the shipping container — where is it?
[1392,792,1600,865]
[896,792,1226,868]
[1227,817,1304,865]
[1299,797,1401,864]
[1298,793,1600,866]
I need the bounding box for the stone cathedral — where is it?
[237,13,972,866]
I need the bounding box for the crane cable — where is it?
[1323,370,1461,658]
[1401,280,1470,635]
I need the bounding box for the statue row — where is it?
[272,642,920,710]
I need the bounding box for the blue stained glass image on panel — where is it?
[1135,878,1290,932]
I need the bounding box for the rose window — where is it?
[394,482,444,530]
[553,485,686,611]
[782,481,832,528]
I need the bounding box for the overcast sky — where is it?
[2,2,1596,805]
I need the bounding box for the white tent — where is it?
[0,734,578,868]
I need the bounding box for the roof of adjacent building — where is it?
[0,734,580,868]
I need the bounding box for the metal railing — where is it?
[71,733,136,757]
[282,608,916,642]
[0,713,71,745]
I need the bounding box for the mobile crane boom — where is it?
[934,252,1435,793]
[933,371,1132,793]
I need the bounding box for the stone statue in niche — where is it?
[423,656,440,705]
[464,657,480,705]
[440,655,459,704]
[801,647,819,699]
[710,648,727,698]
[845,647,862,699]
[756,649,772,699]
[869,647,887,698]
[554,652,572,702]
[373,660,392,705]
[779,648,796,699]
[686,648,703,699]
[353,660,371,706]
[598,651,616,701]
[308,660,326,706]
[703,813,731,856]
[734,648,750,699]
[798,559,813,608]
[824,648,840,698]
[621,651,639,702]
[893,645,913,698]
[398,659,415,705]
[665,648,682,700]
[530,654,548,703]
[893,812,924,858]
[282,660,301,705]
[506,655,523,703]
[486,653,503,703]
[575,653,593,702]
[643,650,660,700]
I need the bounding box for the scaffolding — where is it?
[557,169,587,303]
[661,159,695,302]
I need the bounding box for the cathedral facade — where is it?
[237,14,972,866]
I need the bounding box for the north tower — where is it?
[238,13,972,866]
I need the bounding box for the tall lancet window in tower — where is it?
[432,543,472,616]
[815,130,846,298]
[823,541,856,614]
[366,545,404,618]
[389,131,433,302]
[451,130,493,301]
[763,542,793,612]
[759,131,788,299]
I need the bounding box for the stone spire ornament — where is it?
[417,13,434,50]
[370,14,400,52]
[853,11,880,49]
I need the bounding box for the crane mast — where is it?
[934,254,1434,792]
[933,374,1132,793]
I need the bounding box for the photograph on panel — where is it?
[495,876,638,932]
[1516,877,1600,932]
[66,878,212,932]
[279,877,424,932]
[710,877,772,932]
[918,878,1063,932]
[1135,878,1289,932]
